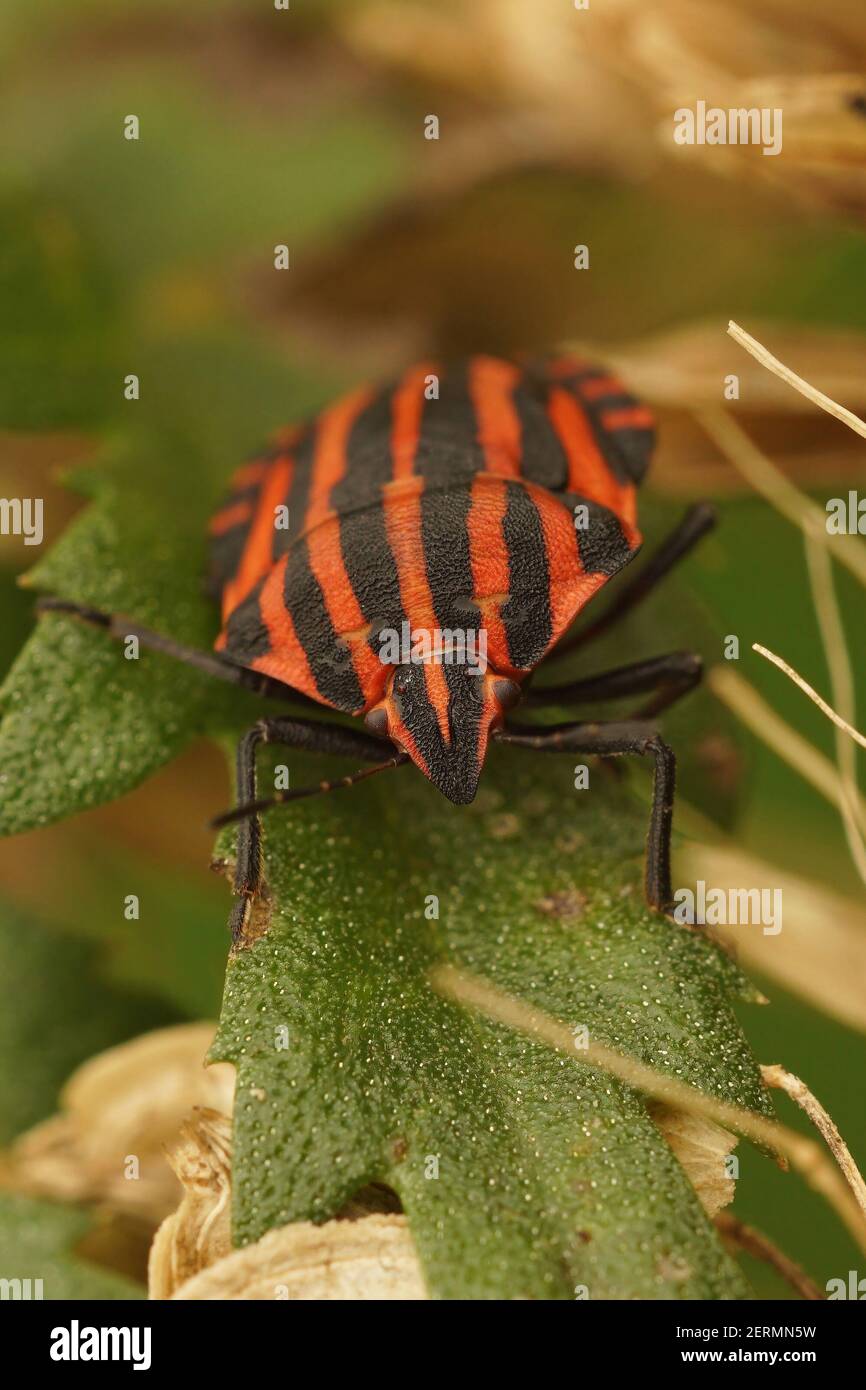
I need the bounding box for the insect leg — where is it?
[522,649,702,719]
[223,716,401,943]
[496,719,676,912]
[543,502,716,663]
[36,596,318,707]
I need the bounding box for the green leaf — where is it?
[0,903,177,1144]
[0,334,342,836]
[0,433,233,835]
[212,745,771,1300]
[0,1193,142,1299]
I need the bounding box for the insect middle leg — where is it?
[225,717,403,943]
[496,719,676,912]
[36,596,318,708]
[522,649,702,720]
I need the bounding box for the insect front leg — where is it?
[229,722,269,944]
[496,719,676,913]
[225,716,401,944]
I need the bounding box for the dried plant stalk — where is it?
[761,1064,866,1224]
[714,1212,823,1300]
[696,407,866,586]
[703,322,866,886]
[707,665,866,840]
[728,320,866,439]
[802,536,866,886]
[753,642,866,752]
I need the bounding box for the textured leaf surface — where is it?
[212,744,771,1300]
[0,438,232,835]
[0,1193,142,1300]
[0,340,337,836]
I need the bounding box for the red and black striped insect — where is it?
[41,354,714,941]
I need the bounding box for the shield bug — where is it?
[40,355,714,940]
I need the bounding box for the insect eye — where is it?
[493,678,521,711]
[364,707,389,737]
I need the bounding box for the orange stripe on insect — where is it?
[389,716,430,780]
[304,386,374,532]
[546,387,637,529]
[578,375,627,401]
[305,516,383,709]
[208,499,253,537]
[423,658,453,747]
[468,357,522,477]
[222,454,293,621]
[249,555,320,701]
[528,482,609,643]
[390,361,437,480]
[228,459,269,490]
[600,405,655,432]
[382,475,452,743]
[465,474,515,677]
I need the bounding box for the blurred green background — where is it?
[1,0,865,1298]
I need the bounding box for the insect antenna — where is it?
[210,754,409,829]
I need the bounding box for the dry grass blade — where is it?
[728,320,866,439]
[699,326,866,886]
[752,643,866,753]
[802,535,866,887]
[695,408,866,586]
[762,1064,866,1225]
[753,626,866,886]
[706,665,866,841]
